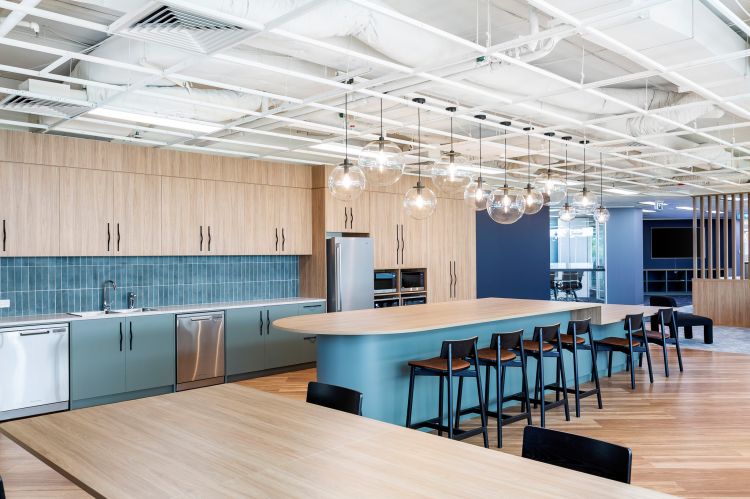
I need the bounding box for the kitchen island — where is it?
[274,298,658,424]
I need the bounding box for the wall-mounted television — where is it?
[651,227,695,259]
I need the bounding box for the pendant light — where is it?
[487,122,525,224]
[431,106,471,195]
[464,114,492,210]
[404,97,437,220]
[559,136,576,223]
[572,140,598,214]
[328,87,366,202]
[522,127,544,215]
[534,131,566,205]
[594,152,610,224]
[358,98,404,186]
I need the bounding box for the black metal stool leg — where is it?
[454,376,464,431]
[571,344,581,418]
[539,355,546,428]
[521,354,532,425]
[447,371,454,440]
[484,365,491,412]
[608,351,613,378]
[438,374,444,436]
[675,337,684,372]
[628,351,636,389]
[473,358,489,449]
[557,350,570,421]
[533,356,541,409]
[497,364,506,448]
[555,356,561,402]
[644,342,655,384]
[406,366,416,427]
[662,340,670,377]
[590,344,603,409]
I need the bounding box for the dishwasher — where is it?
[176,312,225,391]
[0,323,69,420]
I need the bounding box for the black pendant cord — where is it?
[564,142,569,203]
[548,140,551,173]
[599,152,604,203]
[417,106,422,182]
[478,121,482,181]
[344,92,349,165]
[504,128,508,187]
[379,98,383,139]
[527,133,531,185]
[450,115,454,151]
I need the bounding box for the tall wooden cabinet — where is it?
[427,198,476,302]
[368,191,429,269]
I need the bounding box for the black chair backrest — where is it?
[657,308,676,331]
[623,313,644,333]
[439,337,478,360]
[522,426,632,484]
[567,318,591,336]
[306,381,363,416]
[533,324,561,343]
[649,295,677,307]
[489,330,524,350]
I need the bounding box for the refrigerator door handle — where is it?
[335,242,342,312]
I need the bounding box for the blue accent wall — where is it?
[606,208,644,305]
[0,256,299,317]
[476,207,550,300]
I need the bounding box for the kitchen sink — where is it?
[67,307,159,318]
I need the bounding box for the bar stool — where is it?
[594,313,654,390]
[550,318,603,417]
[635,308,684,377]
[405,337,489,447]
[454,330,532,448]
[527,324,570,427]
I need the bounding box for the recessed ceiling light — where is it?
[638,201,658,206]
[606,188,640,196]
[642,209,656,213]
[87,107,222,134]
[675,206,693,210]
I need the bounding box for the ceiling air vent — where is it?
[123,5,254,54]
[0,95,89,118]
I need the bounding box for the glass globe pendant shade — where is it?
[487,185,525,224]
[594,206,610,224]
[431,151,472,195]
[404,181,437,220]
[559,202,576,222]
[358,137,404,187]
[464,176,492,211]
[523,184,545,215]
[534,171,566,205]
[328,160,366,202]
[572,187,598,214]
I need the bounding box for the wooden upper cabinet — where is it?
[325,191,370,233]
[243,184,275,255]
[204,180,245,255]
[401,212,429,269]
[274,186,312,255]
[369,191,400,269]
[161,177,204,256]
[0,162,60,256]
[114,173,161,256]
[59,168,114,256]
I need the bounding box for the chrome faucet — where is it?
[102,280,117,312]
[127,292,137,310]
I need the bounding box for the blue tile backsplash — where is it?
[0,256,299,317]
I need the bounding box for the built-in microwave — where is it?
[401,269,426,292]
[374,270,398,295]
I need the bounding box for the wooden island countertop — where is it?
[274,298,660,336]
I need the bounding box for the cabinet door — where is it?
[59,168,113,256]
[265,304,304,369]
[114,172,161,255]
[401,211,429,268]
[324,191,370,233]
[70,318,126,401]
[369,192,400,269]
[277,186,312,254]
[325,194,349,233]
[225,307,266,376]
[0,162,59,256]
[204,180,245,255]
[161,176,204,255]
[453,201,476,300]
[244,184,275,255]
[296,302,325,363]
[427,200,452,303]
[125,314,175,392]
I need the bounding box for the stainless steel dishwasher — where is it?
[0,323,69,420]
[176,312,225,391]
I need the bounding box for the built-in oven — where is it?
[401,294,427,306]
[374,295,400,308]
[400,269,426,292]
[374,270,398,295]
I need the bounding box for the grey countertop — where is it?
[0,297,326,328]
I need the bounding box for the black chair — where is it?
[594,313,654,390]
[526,324,570,427]
[522,426,632,484]
[550,318,603,417]
[636,308,684,376]
[406,337,489,447]
[455,330,532,448]
[649,295,713,344]
[0,473,5,499]
[559,271,583,301]
[306,381,363,416]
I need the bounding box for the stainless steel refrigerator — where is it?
[327,237,374,312]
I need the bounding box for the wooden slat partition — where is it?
[742,193,746,280]
[715,195,721,278]
[700,196,706,278]
[693,196,698,278]
[724,194,729,279]
[708,195,713,278]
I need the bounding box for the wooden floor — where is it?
[2,348,750,498]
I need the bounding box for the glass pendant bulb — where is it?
[464,176,491,211]
[432,150,472,195]
[594,205,610,224]
[572,187,598,214]
[359,137,404,186]
[328,159,366,202]
[534,170,566,205]
[559,202,576,222]
[404,180,437,220]
[523,183,545,215]
[487,185,525,224]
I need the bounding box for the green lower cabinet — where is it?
[225,307,265,376]
[265,304,305,369]
[296,302,325,364]
[125,314,175,392]
[70,318,126,401]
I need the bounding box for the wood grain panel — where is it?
[299,188,327,298]
[114,172,161,255]
[204,180,245,255]
[742,193,746,280]
[693,278,750,326]
[160,176,204,255]
[58,168,113,256]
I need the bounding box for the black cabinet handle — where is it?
[2,219,5,252]
[349,207,354,229]
[400,224,405,264]
[129,322,133,351]
[395,224,400,263]
[259,310,264,336]
[303,304,322,309]
[116,223,121,252]
[107,222,111,252]
[266,310,270,335]
[449,261,453,298]
[119,322,123,352]
[199,225,203,252]
[344,206,348,228]
[281,228,285,251]
[275,227,279,251]
[208,226,212,252]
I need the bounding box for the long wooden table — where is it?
[1,384,672,498]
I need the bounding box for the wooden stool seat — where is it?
[476,347,517,363]
[522,340,554,352]
[408,357,470,372]
[596,337,640,348]
[551,334,586,345]
[633,329,669,340]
